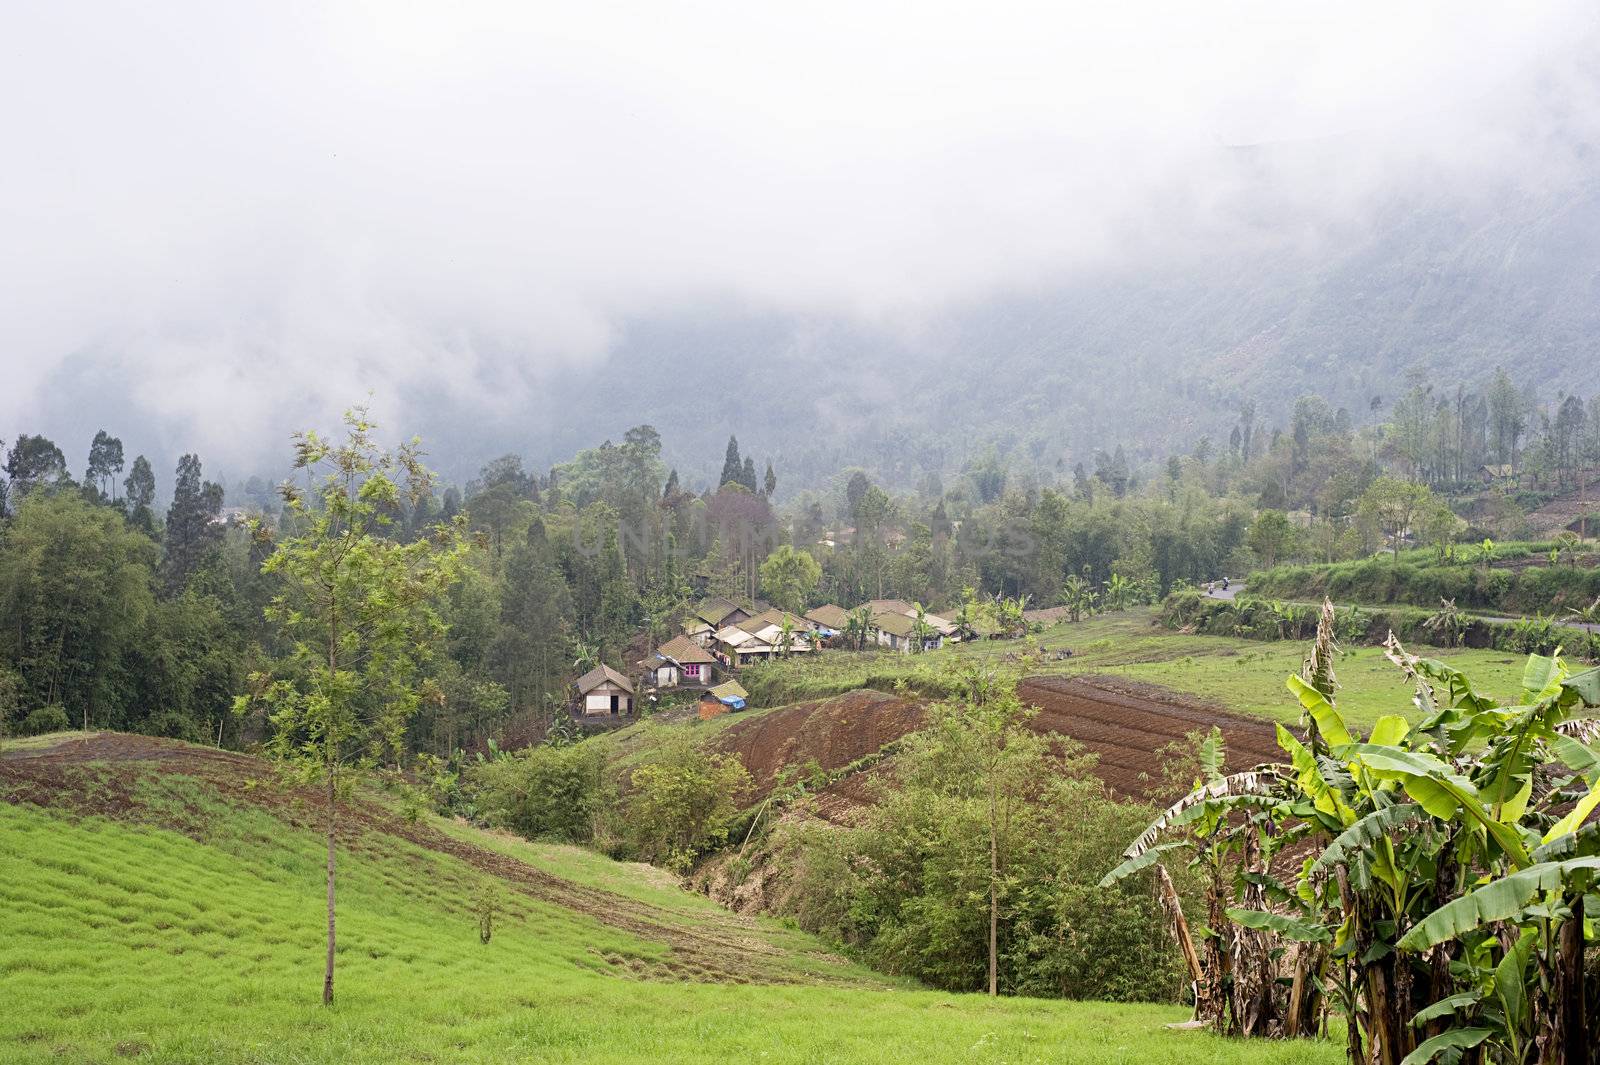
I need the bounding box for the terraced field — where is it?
[0,731,1340,1065]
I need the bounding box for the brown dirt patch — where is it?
[709,690,924,804]
[1017,674,1281,798]
[705,676,1279,814]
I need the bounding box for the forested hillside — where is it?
[431,170,1600,491]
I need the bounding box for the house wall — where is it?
[581,681,632,715]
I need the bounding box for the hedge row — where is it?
[1246,555,1599,617]
[1159,589,1598,658]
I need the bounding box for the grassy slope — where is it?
[743,611,1533,732]
[0,738,1338,1065]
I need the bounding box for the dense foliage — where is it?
[1107,605,1600,1062]
[2,378,1596,755]
[762,671,1185,1003]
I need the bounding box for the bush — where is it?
[142,709,205,743]
[467,742,609,843]
[1247,548,1599,617]
[622,730,751,872]
[1157,590,1530,650]
[19,705,71,736]
[770,704,1185,1003]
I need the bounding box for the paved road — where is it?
[1204,582,1244,601]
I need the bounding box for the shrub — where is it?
[142,709,205,743]
[19,705,71,736]
[622,731,750,872]
[771,703,1185,1003]
[467,741,608,843]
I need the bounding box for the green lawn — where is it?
[0,746,1340,1065]
[743,611,1535,732]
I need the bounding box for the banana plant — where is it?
[1106,597,1600,1064]
[844,604,875,651]
[1059,574,1097,622]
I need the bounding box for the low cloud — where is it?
[2,1,1597,472]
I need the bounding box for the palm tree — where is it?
[845,605,875,651]
[1423,597,1468,648]
[1060,574,1097,622]
[776,616,797,659]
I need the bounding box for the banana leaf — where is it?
[1493,928,1536,1034]
[1561,665,1600,708]
[1337,744,1531,867]
[1116,770,1283,862]
[1287,674,1353,747]
[1549,730,1600,779]
[1098,841,1186,887]
[1542,774,1600,844]
[1369,713,1411,747]
[1223,907,1330,943]
[1279,723,1353,822]
[1521,653,1564,703]
[1315,803,1427,871]
[1409,992,1483,1027]
[1532,820,1600,862]
[1398,1027,1492,1065]
[1196,726,1225,785]
[1396,857,1600,950]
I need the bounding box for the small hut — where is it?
[574,665,635,717]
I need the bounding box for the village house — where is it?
[639,635,718,690]
[804,604,850,631]
[574,664,634,717]
[869,609,945,652]
[713,622,782,666]
[804,604,850,643]
[683,596,765,647]
[697,679,749,719]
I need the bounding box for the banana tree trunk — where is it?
[1554,892,1586,1065]
[1156,864,1204,994]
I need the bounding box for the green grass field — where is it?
[0,737,1341,1065]
[742,610,1535,732]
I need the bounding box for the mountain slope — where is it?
[0,732,1334,1065]
[464,175,1600,492]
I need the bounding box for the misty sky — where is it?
[4,1,1598,478]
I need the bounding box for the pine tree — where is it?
[720,436,742,489]
[124,455,157,533]
[490,517,574,723]
[663,468,680,500]
[763,461,777,498]
[163,454,223,593]
[741,456,757,492]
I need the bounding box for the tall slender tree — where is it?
[124,456,157,534]
[237,409,470,1006]
[719,436,743,489]
[84,431,125,502]
[162,454,223,592]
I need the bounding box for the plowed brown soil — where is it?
[708,675,1281,814]
[1018,674,1281,797]
[710,690,924,804]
